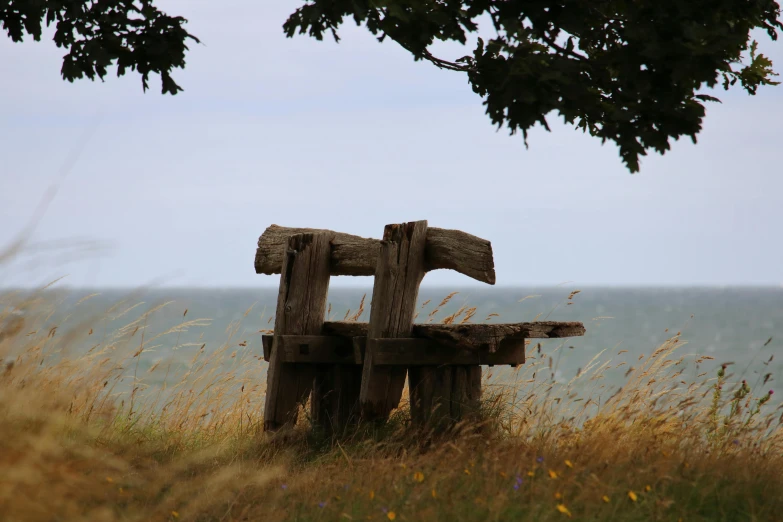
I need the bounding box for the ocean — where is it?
[6,286,783,401]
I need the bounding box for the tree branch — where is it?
[539,34,590,61]
[394,40,472,72]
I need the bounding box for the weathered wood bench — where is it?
[255,221,586,433]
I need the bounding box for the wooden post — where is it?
[311,364,363,435]
[359,220,428,421]
[263,233,331,431]
[409,365,482,432]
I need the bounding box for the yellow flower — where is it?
[602,495,610,503]
[628,491,638,502]
[645,485,652,492]
[564,460,574,468]
[499,471,507,478]
[548,470,558,479]
[527,471,535,477]
[431,489,437,499]
[413,472,425,483]
[106,477,114,483]
[369,490,375,500]
[387,512,396,521]
[464,469,471,475]
[554,492,562,500]
[171,512,179,519]
[556,504,572,517]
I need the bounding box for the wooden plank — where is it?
[262,335,526,366]
[263,233,332,432]
[274,335,355,364]
[450,366,482,423]
[312,335,365,433]
[360,220,428,421]
[352,336,366,365]
[323,320,585,350]
[424,227,495,285]
[311,362,362,436]
[369,338,525,366]
[255,224,496,285]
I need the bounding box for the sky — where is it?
[1,1,782,289]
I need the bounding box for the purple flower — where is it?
[381,507,389,514]
[513,483,520,491]
[344,484,351,490]
[281,484,288,490]
[732,439,740,446]
[516,476,524,485]
[536,456,544,464]
[770,390,775,395]
[318,501,327,508]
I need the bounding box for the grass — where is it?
[1,286,782,522]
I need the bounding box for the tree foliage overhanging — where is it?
[3,1,782,172]
[1,0,198,95]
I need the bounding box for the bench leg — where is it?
[311,365,362,435]
[263,233,332,432]
[409,365,482,432]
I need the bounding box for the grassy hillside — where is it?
[1,288,781,522]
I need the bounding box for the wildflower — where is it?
[554,492,562,500]
[645,485,652,492]
[431,489,437,499]
[413,472,425,483]
[369,490,375,500]
[106,477,114,483]
[549,470,558,479]
[628,491,638,502]
[564,460,573,469]
[281,484,288,490]
[556,504,572,517]
[319,501,327,508]
[527,471,536,477]
[537,456,545,464]
[464,468,471,475]
[344,484,351,491]
[499,471,507,478]
[602,495,610,503]
[171,512,179,519]
[387,512,396,521]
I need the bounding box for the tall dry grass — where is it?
[1,285,782,522]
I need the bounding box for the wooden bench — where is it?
[255,221,586,433]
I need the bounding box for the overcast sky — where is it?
[1,1,782,289]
